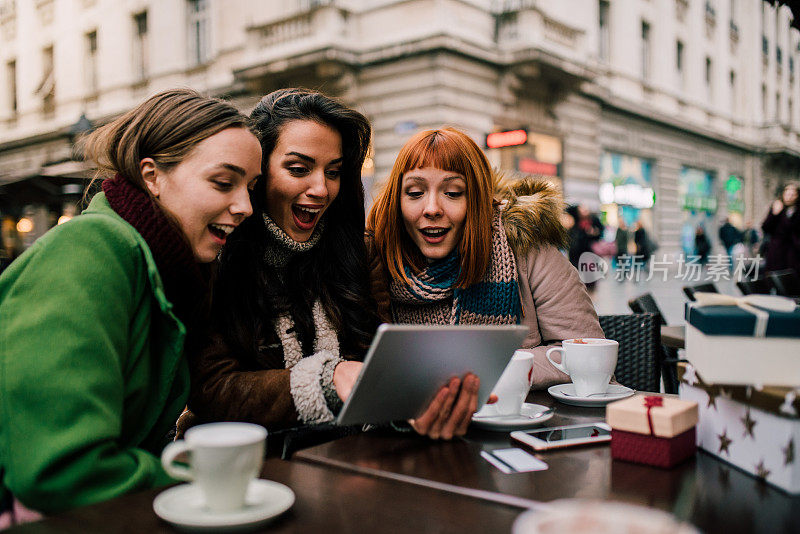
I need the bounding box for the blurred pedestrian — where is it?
[695,225,711,265]
[761,181,800,274]
[718,217,743,257]
[633,221,653,267]
[614,220,629,268]
[742,220,760,252]
[565,204,604,290]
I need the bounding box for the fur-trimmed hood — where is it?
[494,172,569,255]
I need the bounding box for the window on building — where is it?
[676,40,684,86]
[133,11,148,81]
[761,83,767,119]
[641,21,651,81]
[85,30,98,93]
[776,92,781,122]
[729,0,738,40]
[729,70,736,115]
[6,59,16,116]
[599,0,610,61]
[705,56,713,98]
[36,45,55,115]
[789,98,794,125]
[187,0,210,66]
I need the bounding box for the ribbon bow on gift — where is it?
[692,293,797,337]
[643,395,663,436]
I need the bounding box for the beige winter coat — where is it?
[366,175,604,388]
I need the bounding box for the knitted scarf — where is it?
[102,175,208,328]
[390,209,521,325]
[261,213,339,363]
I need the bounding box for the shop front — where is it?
[679,167,718,256]
[598,151,656,244]
[484,129,563,191]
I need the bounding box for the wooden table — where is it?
[9,392,800,533]
[295,391,800,534]
[8,458,521,533]
[660,325,686,349]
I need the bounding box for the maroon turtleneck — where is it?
[102,175,209,327]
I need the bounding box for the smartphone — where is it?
[510,422,612,451]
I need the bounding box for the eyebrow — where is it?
[217,163,247,176]
[286,151,343,165]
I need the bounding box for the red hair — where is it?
[367,128,493,288]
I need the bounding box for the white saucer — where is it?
[548,383,635,407]
[153,479,295,533]
[471,402,554,431]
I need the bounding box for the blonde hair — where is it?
[367,127,493,288]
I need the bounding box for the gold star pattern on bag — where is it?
[741,408,757,439]
[755,460,771,480]
[717,430,732,455]
[784,438,795,466]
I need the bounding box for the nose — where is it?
[230,185,253,220]
[422,193,442,219]
[306,169,329,200]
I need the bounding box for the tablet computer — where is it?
[336,324,529,426]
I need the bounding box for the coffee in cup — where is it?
[482,350,535,416]
[545,338,618,397]
[161,422,267,513]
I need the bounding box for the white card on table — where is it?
[484,448,548,473]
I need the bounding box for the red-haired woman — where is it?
[366,127,603,438]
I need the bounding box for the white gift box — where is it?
[678,364,800,494]
[684,324,800,387]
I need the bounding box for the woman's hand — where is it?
[333,361,363,402]
[772,199,785,215]
[409,373,482,440]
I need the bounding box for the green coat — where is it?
[0,193,189,513]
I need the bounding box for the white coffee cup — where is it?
[546,338,618,397]
[161,422,267,513]
[483,350,535,416]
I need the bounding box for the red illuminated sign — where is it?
[485,129,528,149]
[518,158,558,176]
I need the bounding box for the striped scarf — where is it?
[390,209,520,325]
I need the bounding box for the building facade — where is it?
[1,0,798,254]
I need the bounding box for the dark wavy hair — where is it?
[211,88,378,362]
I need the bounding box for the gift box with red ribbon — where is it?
[606,394,699,468]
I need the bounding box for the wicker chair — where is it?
[768,269,800,298]
[682,282,719,301]
[599,313,663,393]
[736,277,772,295]
[627,293,667,326]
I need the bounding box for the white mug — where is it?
[546,338,618,397]
[161,422,267,513]
[484,350,535,416]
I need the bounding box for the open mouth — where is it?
[419,227,450,244]
[208,223,234,243]
[292,205,322,231]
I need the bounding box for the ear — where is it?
[139,158,160,197]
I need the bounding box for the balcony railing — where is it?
[254,11,314,48]
[495,4,581,50]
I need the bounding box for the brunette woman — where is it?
[0,89,261,520]
[367,128,604,423]
[182,89,379,431]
